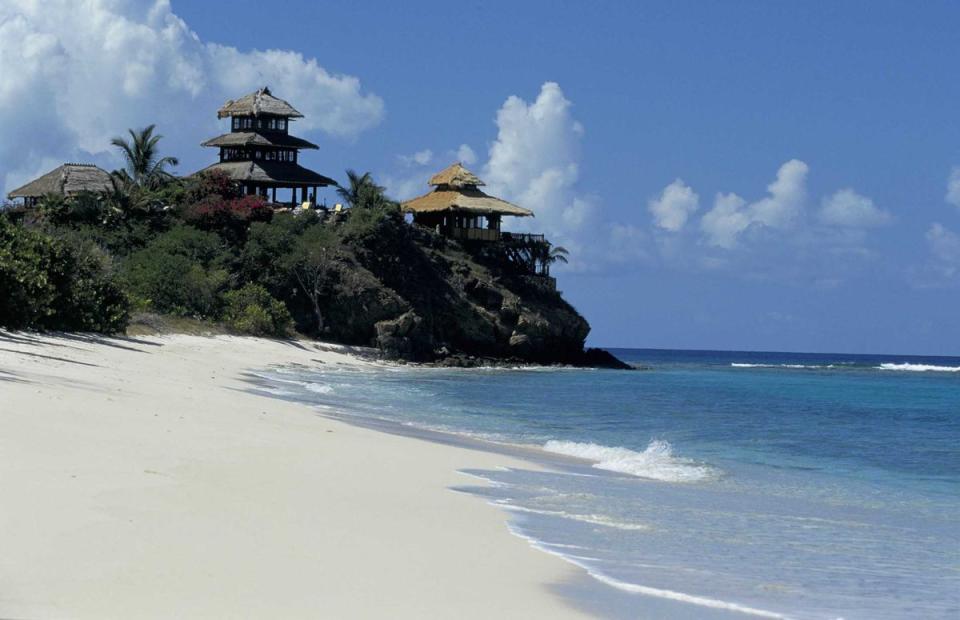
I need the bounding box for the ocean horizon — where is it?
[252,346,959,619]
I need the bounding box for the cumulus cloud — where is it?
[947,167,960,209]
[700,159,808,248]
[927,223,960,274]
[482,83,597,249]
[399,149,433,167]
[649,179,699,232]
[456,144,477,166]
[0,0,384,195]
[819,188,891,227]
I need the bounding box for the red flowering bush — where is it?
[182,195,273,244]
[184,170,240,204]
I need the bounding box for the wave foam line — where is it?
[588,572,788,619]
[504,522,786,619]
[543,439,717,483]
[498,503,650,531]
[731,363,834,369]
[877,363,960,373]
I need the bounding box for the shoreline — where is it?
[0,332,589,619]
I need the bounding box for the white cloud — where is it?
[0,0,384,196]
[649,179,699,232]
[456,144,477,166]
[927,223,960,273]
[483,82,593,247]
[947,167,960,209]
[819,188,891,227]
[700,159,808,248]
[398,149,433,167]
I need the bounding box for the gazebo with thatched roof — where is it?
[402,162,534,242]
[6,163,114,208]
[194,87,336,206]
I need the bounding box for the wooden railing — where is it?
[449,227,500,242]
[502,232,545,244]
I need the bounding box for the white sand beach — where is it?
[0,332,587,619]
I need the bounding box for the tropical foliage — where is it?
[110,124,179,189]
[336,170,396,211]
[2,124,566,341]
[0,218,129,332]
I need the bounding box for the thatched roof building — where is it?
[197,87,334,205]
[7,163,113,207]
[402,163,532,241]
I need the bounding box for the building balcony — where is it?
[448,227,501,242]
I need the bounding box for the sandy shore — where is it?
[0,332,588,619]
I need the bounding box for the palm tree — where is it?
[336,170,390,209]
[110,124,179,188]
[541,245,569,275]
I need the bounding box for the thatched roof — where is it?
[195,161,335,187]
[217,87,303,119]
[402,163,533,217]
[403,188,533,217]
[201,132,318,150]
[428,162,485,188]
[7,164,113,199]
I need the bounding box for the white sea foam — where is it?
[588,572,788,619]
[498,503,650,531]
[543,439,717,483]
[731,363,834,369]
[877,363,960,373]
[304,383,334,394]
[503,522,787,619]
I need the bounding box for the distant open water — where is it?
[249,348,960,619]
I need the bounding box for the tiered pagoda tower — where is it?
[197,87,335,205]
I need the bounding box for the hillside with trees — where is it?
[1,127,625,368]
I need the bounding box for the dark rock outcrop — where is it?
[374,310,432,361]
[572,348,633,370]
[315,210,626,369]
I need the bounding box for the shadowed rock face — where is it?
[312,211,618,367]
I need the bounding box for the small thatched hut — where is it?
[402,163,533,241]
[6,163,113,207]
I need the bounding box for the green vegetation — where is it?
[0,217,128,332]
[221,283,293,337]
[110,125,180,189]
[1,125,598,365]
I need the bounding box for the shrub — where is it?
[221,284,292,337]
[0,219,129,333]
[182,169,240,205]
[122,226,231,317]
[46,239,130,332]
[183,195,272,246]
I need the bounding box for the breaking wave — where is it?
[877,363,960,373]
[304,383,334,394]
[543,439,718,483]
[731,362,836,369]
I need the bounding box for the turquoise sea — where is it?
[251,348,960,619]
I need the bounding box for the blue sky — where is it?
[3,1,959,354]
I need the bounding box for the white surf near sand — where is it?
[543,439,718,483]
[0,332,588,619]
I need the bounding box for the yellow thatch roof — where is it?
[403,188,533,217]
[403,163,533,217]
[428,162,485,188]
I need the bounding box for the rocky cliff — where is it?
[302,210,625,368]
